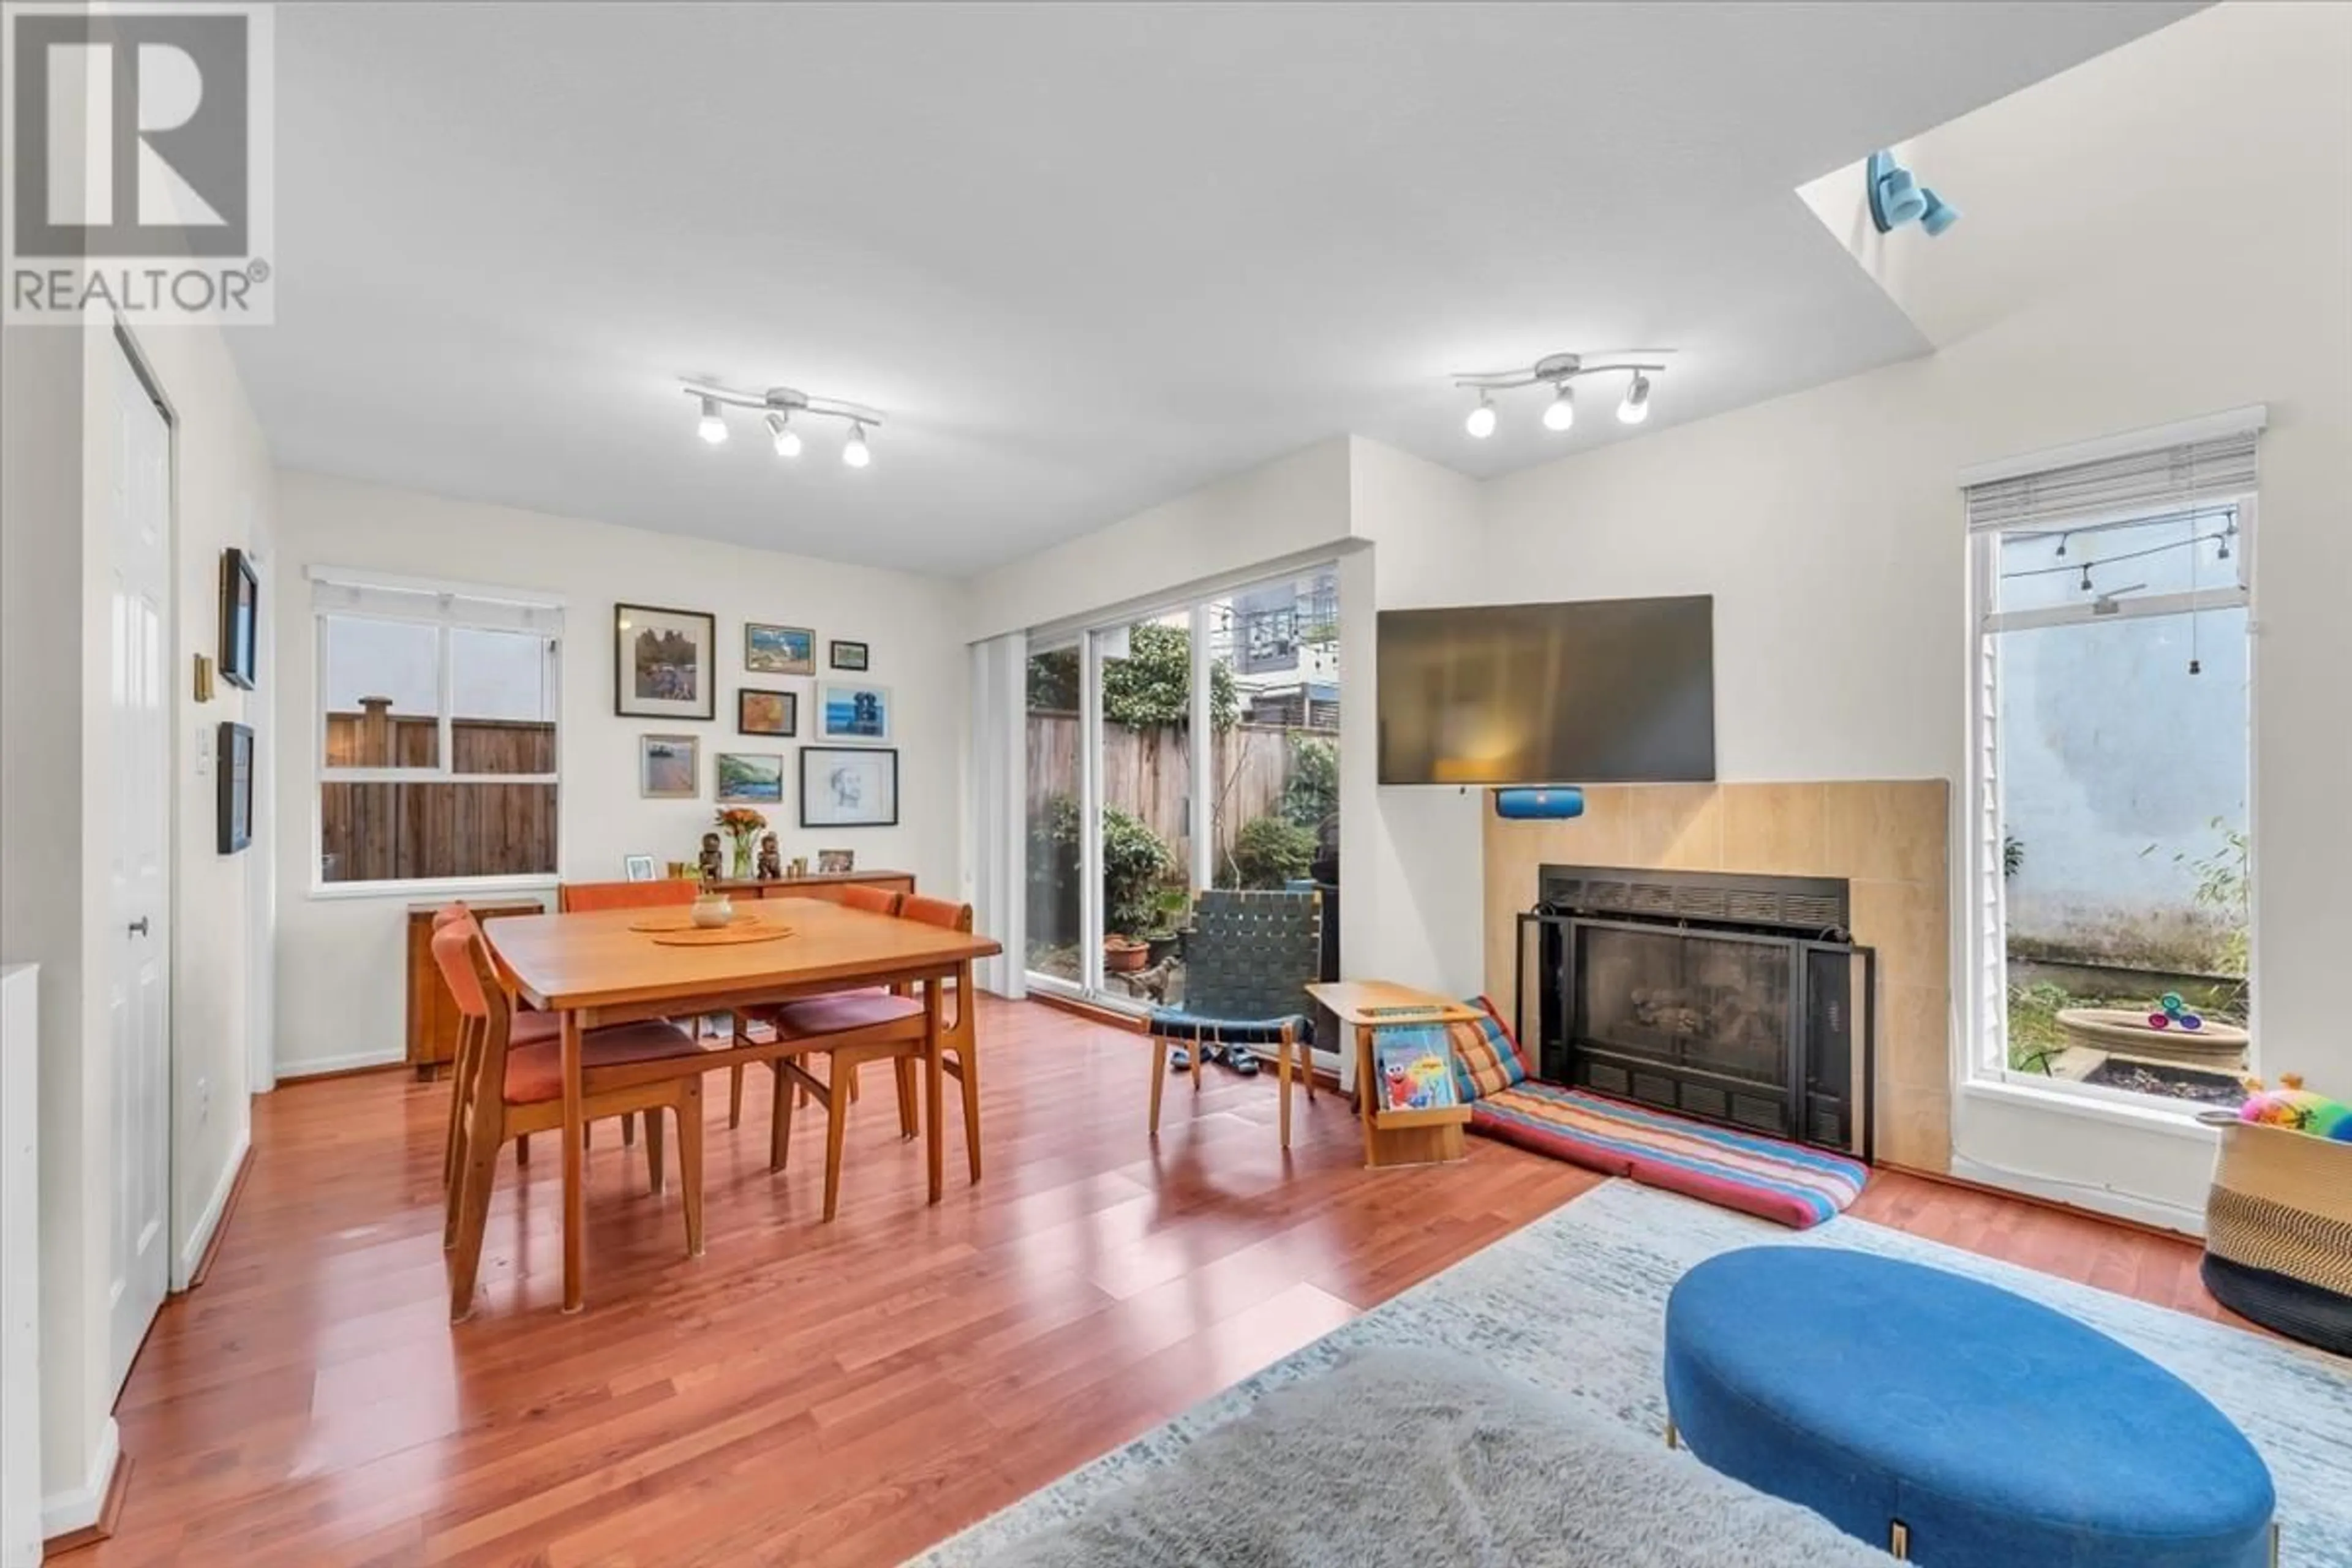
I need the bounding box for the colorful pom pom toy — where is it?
[2237,1073,2352,1139]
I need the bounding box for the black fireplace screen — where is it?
[1517,879,1875,1161]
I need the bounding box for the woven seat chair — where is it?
[1147,889,1321,1148]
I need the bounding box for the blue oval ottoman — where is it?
[1664,1248,2277,1567]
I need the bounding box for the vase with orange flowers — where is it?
[715,806,768,880]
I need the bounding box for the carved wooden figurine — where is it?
[697,831,723,886]
[756,832,782,880]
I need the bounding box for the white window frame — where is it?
[1021,560,1344,1069]
[1966,496,2257,1107]
[311,578,564,898]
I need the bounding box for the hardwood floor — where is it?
[71,1000,2237,1566]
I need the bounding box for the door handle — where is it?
[128,918,149,937]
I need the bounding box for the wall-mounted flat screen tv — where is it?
[1376,595,1715,785]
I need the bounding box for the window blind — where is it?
[1963,426,2260,535]
[307,568,564,635]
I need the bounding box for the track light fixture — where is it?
[1453,350,1672,442]
[682,380,884,468]
[1867,149,1959,238]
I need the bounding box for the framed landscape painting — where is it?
[828,639,869,672]
[801,747,899,827]
[745,622,815,676]
[639,734,699,798]
[818,680,892,742]
[717,752,786,805]
[616,604,715,720]
[737,687,797,736]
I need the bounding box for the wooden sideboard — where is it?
[405,899,546,1077]
[704,870,916,903]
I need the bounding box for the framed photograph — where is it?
[818,679,892,742]
[716,751,786,805]
[816,848,854,874]
[737,687,797,737]
[219,548,258,690]
[801,746,899,828]
[616,603,716,720]
[639,733,699,798]
[623,853,658,882]
[828,639,870,672]
[745,622,815,676]
[217,722,254,853]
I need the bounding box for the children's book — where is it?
[1371,1022,1461,1113]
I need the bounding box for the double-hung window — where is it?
[1964,413,2261,1109]
[312,570,564,889]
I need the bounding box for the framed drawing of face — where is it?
[818,680,892,743]
[745,622,815,676]
[799,747,899,828]
[616,604,716,720]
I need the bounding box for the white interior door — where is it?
[105,335,172,1394]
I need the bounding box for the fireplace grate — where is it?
[1524,864,1874,1161]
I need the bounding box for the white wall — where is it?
[1471,0,2351,1226]
[1340,439,1487,996]
[0,312,277,1531]
[965,439,1356,641]
[271,472,967,1076]
[962,3,2351,1229]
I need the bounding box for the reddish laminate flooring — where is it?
[72,999,2233,1566]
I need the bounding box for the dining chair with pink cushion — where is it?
[728,881,910,1128]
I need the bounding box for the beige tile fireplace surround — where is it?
[1482,782,1953,1172]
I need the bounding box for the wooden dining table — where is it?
[485,896,1001,1311]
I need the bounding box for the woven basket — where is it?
[2196,1110,2352,1355]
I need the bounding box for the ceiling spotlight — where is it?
[1452,349,1671,443]
[1542,383,1577,432]
[681,380,882,467]
[1868,149,1959,238]
[1616,371,1651,425]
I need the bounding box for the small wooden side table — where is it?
[1305,981,1479,1169]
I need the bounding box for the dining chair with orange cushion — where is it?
[557,880,701,1139]
[432,919,710,1321]
[434,902,565,1187]
[897,895,984,1185]
[728,881,909,1129]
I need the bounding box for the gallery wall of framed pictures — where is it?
[617,602,902,832]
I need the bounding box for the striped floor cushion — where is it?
[1471,1082,1867,1229]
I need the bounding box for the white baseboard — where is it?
[1947,1153,2208,1237]
[276,1049,403,1080]
[173,1123,251,1290]
[40,1416,118,1540]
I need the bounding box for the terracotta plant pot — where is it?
[1104,938,1150,973]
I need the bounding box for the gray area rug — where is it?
[970,1346,1898,1568]
[914,1180,2352,1568]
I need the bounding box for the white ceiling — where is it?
[235,1,2200,576]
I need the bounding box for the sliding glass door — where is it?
[1024,568,1341,1039]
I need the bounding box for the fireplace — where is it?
[1516,865,1876,1159]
